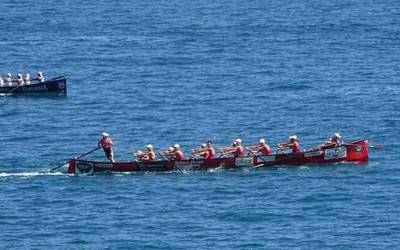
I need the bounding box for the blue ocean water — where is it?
[1,0,400,249]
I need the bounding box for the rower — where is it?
[192,144,209,159]
[160,147,174,160]
[165,144,185,161]
[36,71,44,82]
[24,74,31,85]
[98,132,115,162]
[206,140,216,159]
[277,135,301,153]
[318,133,343,150]
[134,144,156,161]
[221,139,244,157]
[16,73,24,86]
[4,73,12,86]
[248,138,272,156]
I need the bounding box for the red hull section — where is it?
[67,140,368,174]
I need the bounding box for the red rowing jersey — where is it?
[175,150,185,161]
[99,138,113,149]
[207,147,216,159]
[260,143,272,156]
[292,142,301,153]
[202,150,210,159]
[234,145,244,157]
[148,151,156,161]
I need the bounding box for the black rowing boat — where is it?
[0,76,67,95]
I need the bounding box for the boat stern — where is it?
[346,140,369,162]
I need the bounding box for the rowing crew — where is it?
[0,72,44,87]
[98,132,343,162]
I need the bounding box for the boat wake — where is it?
[0,171,66,179]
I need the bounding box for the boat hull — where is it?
[0,77,67,95]
[67,140,369,174]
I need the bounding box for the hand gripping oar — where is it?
[50,147,101,172]
[243,146,268,168]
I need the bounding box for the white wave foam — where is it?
[0,172,65,178]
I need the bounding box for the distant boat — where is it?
[0,76,67,95]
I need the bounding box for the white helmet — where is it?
[235,138,242,144]
[174,144,180,149]
[333,133,341,139]
[146,144,153,149]
[289,135,298,141]
[102,132,109,137]
[259,139,266,143]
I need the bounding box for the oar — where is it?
[244,146,268,168]
[50,147,101,172]
[5,85,21,95]
[343,142,388,150]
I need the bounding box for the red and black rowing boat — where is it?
[67,140,368,174]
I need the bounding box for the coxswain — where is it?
[192,144,209,159]
[98,132,115,162]
[206,140,216,159]
[134,144,156,161]
[16,73,24,86]
[4,73,12,86]
[165,144,185,161]
[36,71,44,82]
[277,135,301,153]
[249,138,272,156]
[318,133,343,150]
[221,139,244,157]
[24,74,31,85]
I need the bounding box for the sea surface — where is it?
[1,0,400,249]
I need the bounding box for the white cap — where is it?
[102,132,109,137]
[259,139,266,143]
[137,150,143,154]
[38,71,43,76]
[7,73,11,77]
[289,135,298,141]
[201,143,206,148]
[17,73,22,78]
[146,144,153,149]
[168,147,174,151]
[333,133,341,138]
[174,144,180,149]
[26,74,30,77]
[235,139,242,144]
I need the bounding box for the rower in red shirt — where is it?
[249,138,272,156]
[134,144,156,161]
[221,139,244,157]
[206,140,216,159]
[165,144,185,161]
[192,144,209,159]
[98,132,115,162]
[278,135,301,153]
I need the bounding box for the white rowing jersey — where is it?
[24,77,31,85]
[4,77,12,86]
